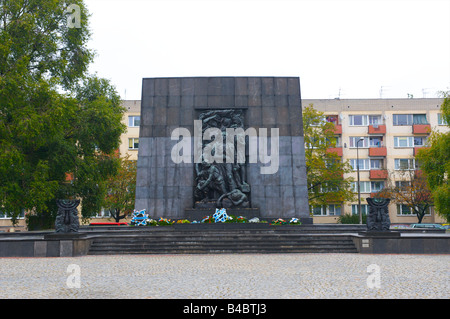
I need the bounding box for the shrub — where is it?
[337,214,367,224]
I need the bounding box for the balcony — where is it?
[325,124,342,135]
[370,192,384,198]
[326,147,343,156]
[413,146,429,156]
[369,169,388,179]
[333,124,342,134]
[412,124,431,134]
[369,146,387,157]
[368,124,386,134]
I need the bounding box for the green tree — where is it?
[377,169,433,223]
[303,104,355,208]
[415,91,450,222]
[0,1,126,227]
[103,156,137,223]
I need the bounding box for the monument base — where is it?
[44,232,87,240]
[358,231,401,238]
[185,208,260,221]
[185,208,313,224]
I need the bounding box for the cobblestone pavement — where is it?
[0,254,448,299]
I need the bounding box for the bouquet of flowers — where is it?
[213,208,228,223]
[130,209,149,226]
[271,218,287,225]
[289,218,301,225]
[157,217,173,226]
[201,216,214,223]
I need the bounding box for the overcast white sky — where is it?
[84,0,450,100]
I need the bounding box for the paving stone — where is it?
[0,254,448,299]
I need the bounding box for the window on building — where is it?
[368,115,382,125]
[395,181,411,190]
[393,114,428,125]
[310,204,342,216]
[413,114,428,124]
[321,182,340,192]
[351,181,371,193]
[397,204,431,216]
[350,158,370,171]
[350,136,382,148]
[394,158,417,170]
[370,159,382,169]
[128,138,139,150]
[349,136,368,148]
[350,158,382,170]
[327,204,342,216]
[0,210,9,219]
[310,116,326,127]
[306,136,326,149]
[393,114,411,126]
[369,136,383,147]
[128,116,140,127]
[394,136,413,147]
[394,136,426,148]
[311,206,323,216]
[349,115,368,126]
[95,209,112,218]
[352,204,368,215]
[371,181,385,192]
[413,136,426,146]
[326,115,339,125]
[326,136,341,147]
[325,158,339,169]
[351,181,384,193]
[0,209,25,219]
[438,113,448,125]
[397,204,412,215]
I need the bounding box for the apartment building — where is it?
[118,98,447,224]
[303,98,447,224]
[2,98,447,228]
[120,100,141,160]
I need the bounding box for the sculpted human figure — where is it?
[216,189,249,208]
[194,109,251,208]
[196,163,227,197]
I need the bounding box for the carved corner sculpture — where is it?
[194,109,251,209]
[55,199,80,233]
[366,197,391,231]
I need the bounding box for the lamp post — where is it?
[356,137,364,224]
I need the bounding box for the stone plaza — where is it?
[1,253,448,299]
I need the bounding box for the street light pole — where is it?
[356,137,364,224]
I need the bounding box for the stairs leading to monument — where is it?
[86,225,360,255]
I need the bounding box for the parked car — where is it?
[410,223,445,230]
[390,224,411,229]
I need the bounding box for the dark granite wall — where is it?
[135,77,310,222]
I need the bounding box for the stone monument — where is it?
[54,199,80,233]
[135,77,311,223]
[366,197,391,231]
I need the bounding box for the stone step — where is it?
[88,247,358,255]
[87,229,358,254]
[89,234,356,241]
[85,225,360,255]
[89,240,356,246]
[89,241,356,248]
[80,224,366,234]
[88,250,358,255]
